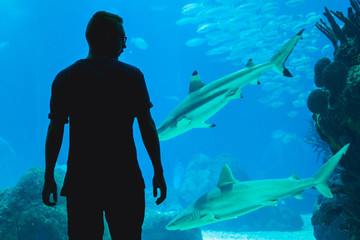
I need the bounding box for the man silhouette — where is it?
[42,11,166,240]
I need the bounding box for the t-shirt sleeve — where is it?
[48,72,69,124]
[134,70,153,117]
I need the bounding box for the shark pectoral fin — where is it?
[294,195,303,200]
[234,89,243,99]
[251,80,261,85]
[294,192,304,200]
[244,60,261,85]
[289,175,304,199]
[200,214,218,222]
[263,200,278,207]
[177,116,192,128]
[226,89,243,100]
[250,76,261,85]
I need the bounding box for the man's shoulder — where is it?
[113,60,143,75]
[66,59,142,74]
[54,60,87,79]
[54,59,144,83]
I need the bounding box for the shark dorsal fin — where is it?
[189,71,206,94]
[217,164,237,188]
[245,59,256,67]
[290,173,301,180]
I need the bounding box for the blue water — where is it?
[0,0,348,221]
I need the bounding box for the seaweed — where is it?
[304,120,332,163]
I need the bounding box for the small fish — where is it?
[176,17,200,26]
[271,130,286,139]
[282,133,296,144]
[270,101,285,108]
[131,37,148,50]
[181,3,203,15]
[186,38,207,47]
[321,44,332,55]
[236,2,260,11]
[306,12,318,18]
[206,45,232,56]
[287,111,298,117]
[295,65,308,72]
[285,0,304,7]
[305,46,319,53]
[261,81,283,91]
[197,23,218,34]
[292,99,306,108]
[284,86,302,95]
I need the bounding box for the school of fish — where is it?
[176,0,331,117]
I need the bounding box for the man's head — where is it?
[86,11,127,58]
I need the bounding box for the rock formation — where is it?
[309,1,360,239]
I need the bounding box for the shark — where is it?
[157,29,304,141]
[166,143,350,231]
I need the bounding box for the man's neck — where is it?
[86,51,118,60]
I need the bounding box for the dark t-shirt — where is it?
[48,58,152,196]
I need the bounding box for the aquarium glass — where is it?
[0,0,349,239]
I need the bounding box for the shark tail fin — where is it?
[270,29,304,77]
[312,143,350,198]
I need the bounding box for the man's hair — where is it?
[85,11,123,48]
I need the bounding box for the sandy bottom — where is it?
[202,214,315,240]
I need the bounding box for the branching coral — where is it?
[316,1,360,50]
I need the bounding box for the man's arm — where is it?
[137,109,167,205]
[42,120,64,206]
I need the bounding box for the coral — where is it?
[316,1,360,67]
[322,62,348,95]
[314,116,344,154]
[312,175,350,240]
[307,89,328,114]
[0,167,68,240]
[310,1,360,239]
[314,57,331,87]
[343,65,360,121]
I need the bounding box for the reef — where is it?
[0,167,68,240]
[309,1,360,239]
[0,167,202,240]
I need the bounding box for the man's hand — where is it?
[42,175,58,207]
[153,172,167,205]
